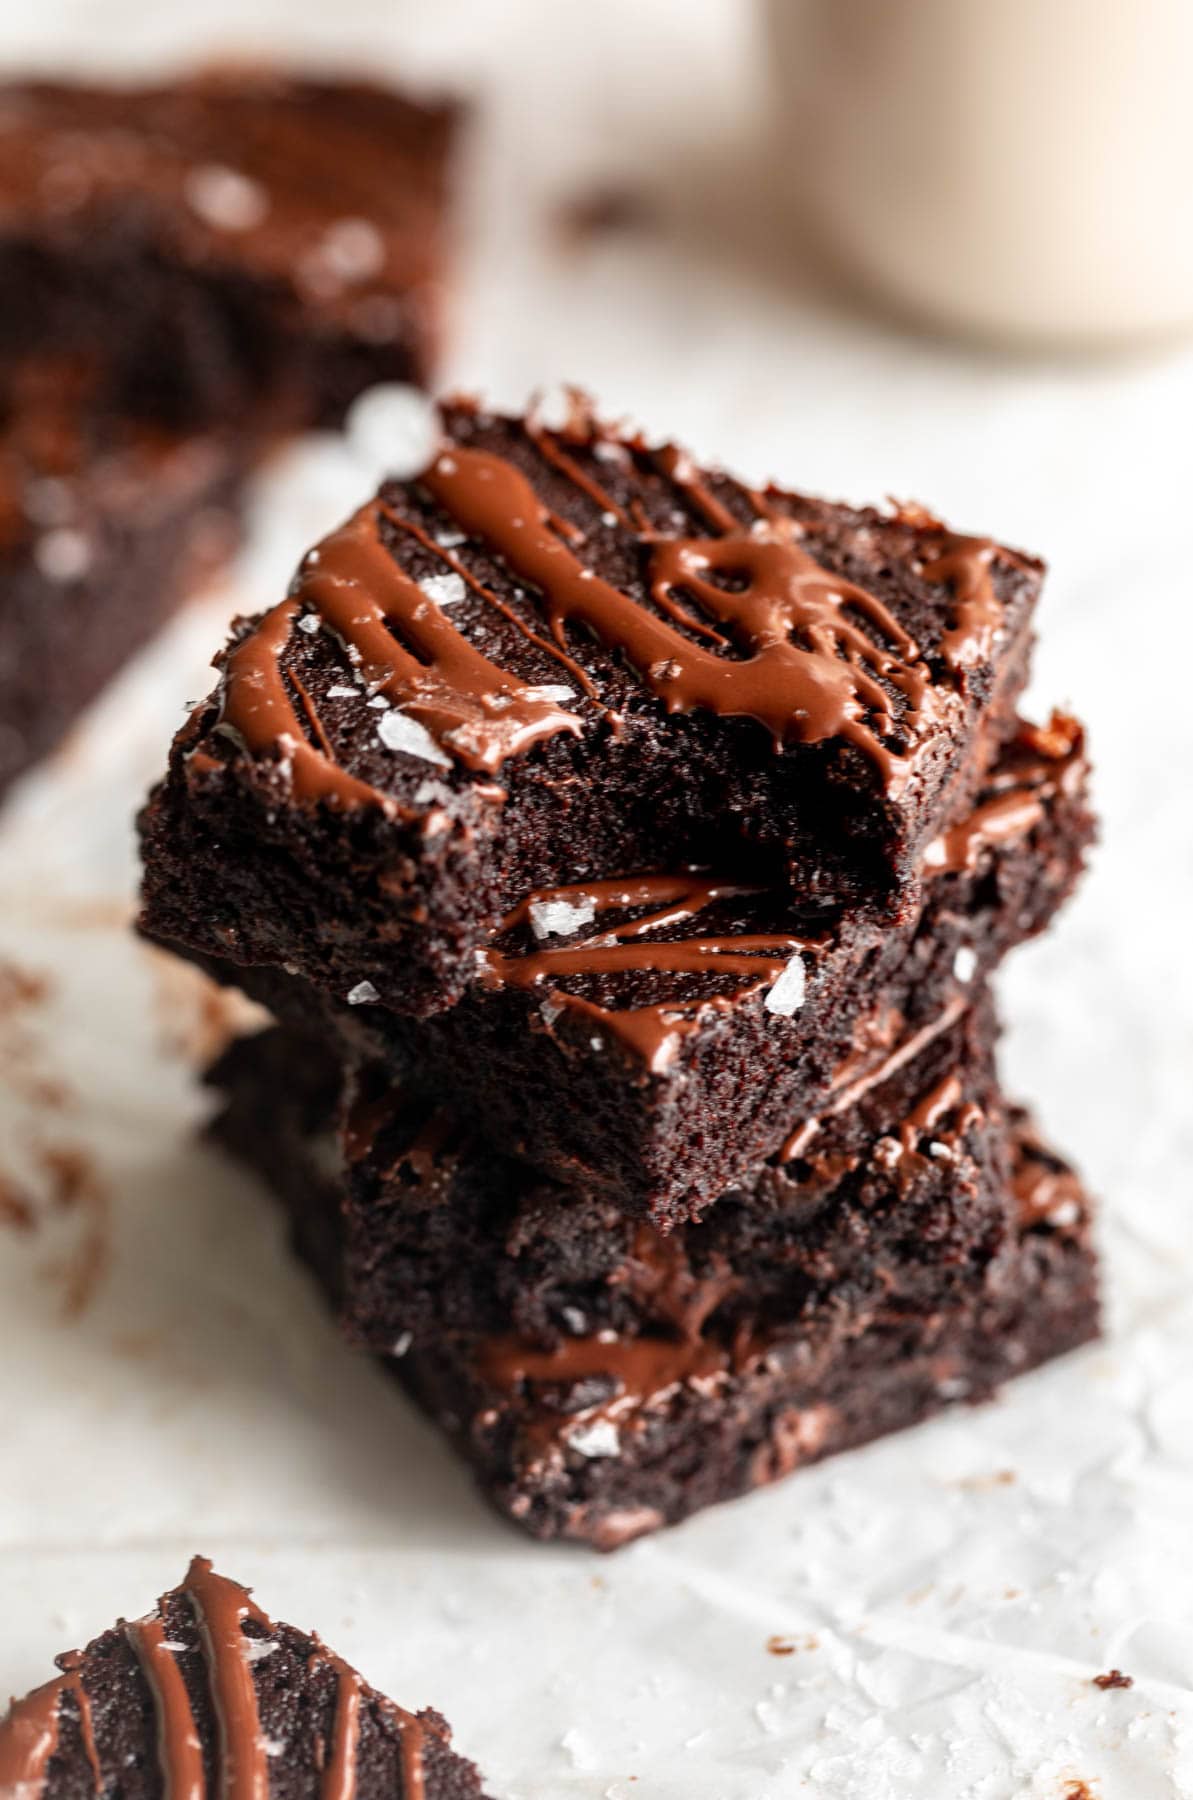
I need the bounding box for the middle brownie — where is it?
[200,712,1092,1229]
[211,994,1016,1355]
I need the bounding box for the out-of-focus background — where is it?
[1,4,1192,1796]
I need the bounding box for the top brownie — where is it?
[138,396,1042,1016]
[0,70,459,429]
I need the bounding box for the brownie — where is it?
[399,1155,1098,1550]
[198,713,1093,1227]
[0,357,241,801]
[0,1556,492,1799]
[0,70,460,434]
[138,394,1044,1019]
[208,1018,1099,1548]
[210,997,1012,1350]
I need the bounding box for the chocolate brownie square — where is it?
[0,1557,492,1798]
[138,395,1044,1018]
[208,1003,1099,1549]
[0,357,241,801]
[0,70,460,433]
[198,712,1093,1228]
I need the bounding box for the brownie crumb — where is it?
[1092,1669,1133,1691]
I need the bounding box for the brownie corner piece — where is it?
[0,69,462,431]
[0,1556,493,1799]
[138,395,1045,1017]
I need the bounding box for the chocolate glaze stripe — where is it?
[422,445,936,786]
[124,1616,205,1800]
[482,873,817,1072]
[213,500,581,797]
[317,1654,362,1800]
[922,535,1011,674]
[382,503,601,709]
[778,995,968,1165]
[184,1557,270,1800]
[0,1653,101,1800]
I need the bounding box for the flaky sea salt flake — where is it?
[378,709,452,767]
[765,954,807,1016]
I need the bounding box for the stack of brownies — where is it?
[0,70,457,801]
[139,396,1099,1548]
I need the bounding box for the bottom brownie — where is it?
[393,1158,1097,1548]
[208,1008,1099,1549]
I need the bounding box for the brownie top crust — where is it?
[0,70,458,332]
[0,1556,490,1800]
[204,392,1038,805]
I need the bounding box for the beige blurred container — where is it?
[766,0,1193,348]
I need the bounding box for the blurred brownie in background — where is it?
[0,358,241,801]
[0,69,460,434]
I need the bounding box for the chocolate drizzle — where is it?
[211,406,1021,803]
[923,710,1086,874]
[482,873,817,1071]
[184,1556,271,1800]
[125,1615,205,1800]
[423,443,936,784]
[216,500,581,799]
[922,535,1006,673]
[0,1653,100,1800]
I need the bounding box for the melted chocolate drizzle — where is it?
[185,1557,271,1800]
[0,1654,100,1800]
[923,710,1086,874]
[210,408,1014,803]
[217,501,580,799]
[125,1615,205,1800]
[482,873,816,1071]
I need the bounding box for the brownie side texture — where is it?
[138,395,1043,1018]
[207,1024,1099,1549]
[0,72,460,433]
[0,360,242,800]
[198,713,1093,1227]
[208,999,1009,1351]
[0,1558,492,1800]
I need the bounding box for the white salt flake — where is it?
[35,528,90,582]
[367,694,389,709]
[347,980,380,1006]
[765,954,807,1016]
[184,163,269,232]
[436,527,466,549]
[954,945,978,983]
[420,572,466,607]
[325,684,358,699]
[296,613,320,635]
[526,684,577,704]
[377,709,452,767]
[569,1418,621,1459]
[245,1638,277,1662]
[392,1331,413,1357]
[528,896,596,941]
[540,997,565,1027]
[263,1737,287,1758]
